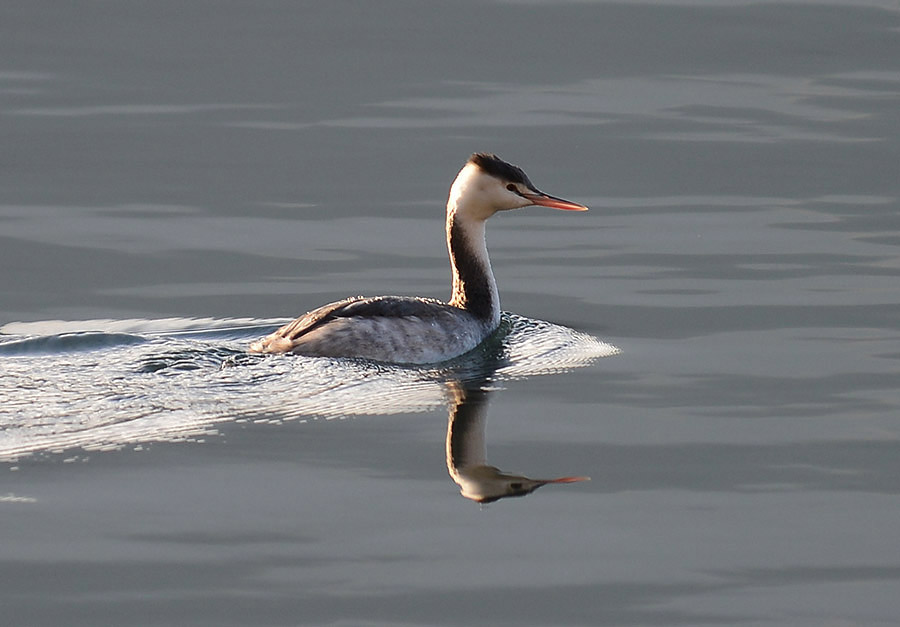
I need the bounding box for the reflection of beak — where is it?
[522,190,589,212]
[538,475,591,486]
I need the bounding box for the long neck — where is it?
[446,208,500,325]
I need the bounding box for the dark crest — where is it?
[468,153,535,189]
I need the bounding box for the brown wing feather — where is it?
[248,295,367,353]
[248,295,460,354]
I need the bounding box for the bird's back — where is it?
[249,295,496,364]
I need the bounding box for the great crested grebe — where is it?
[249,153,588,363]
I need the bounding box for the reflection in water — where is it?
[445,381,588,503]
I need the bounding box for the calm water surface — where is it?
[3,1,900,625]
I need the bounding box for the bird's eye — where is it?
[506,184,517,192]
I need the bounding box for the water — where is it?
[3,1,900,625]
[0,314,617,460]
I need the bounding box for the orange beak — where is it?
[522,191,589,212]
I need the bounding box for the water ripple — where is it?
[0,331,148,355]
[0,314,618,462]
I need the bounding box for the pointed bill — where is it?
[522,191,589,211]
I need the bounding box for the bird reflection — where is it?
[444,379,589,504]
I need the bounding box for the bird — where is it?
[249,153,588,364]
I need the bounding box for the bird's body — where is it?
[249,153,587,363]
[250,295,492,363]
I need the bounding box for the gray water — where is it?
[3,1,900,625]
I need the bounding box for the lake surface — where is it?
[3,1,900,625]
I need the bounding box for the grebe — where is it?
[249,153,588,363]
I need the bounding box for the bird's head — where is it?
[448,153,588,221]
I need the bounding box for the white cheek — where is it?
[514,195,533,209]
[502,192,531,210]
[491,188,522,210]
